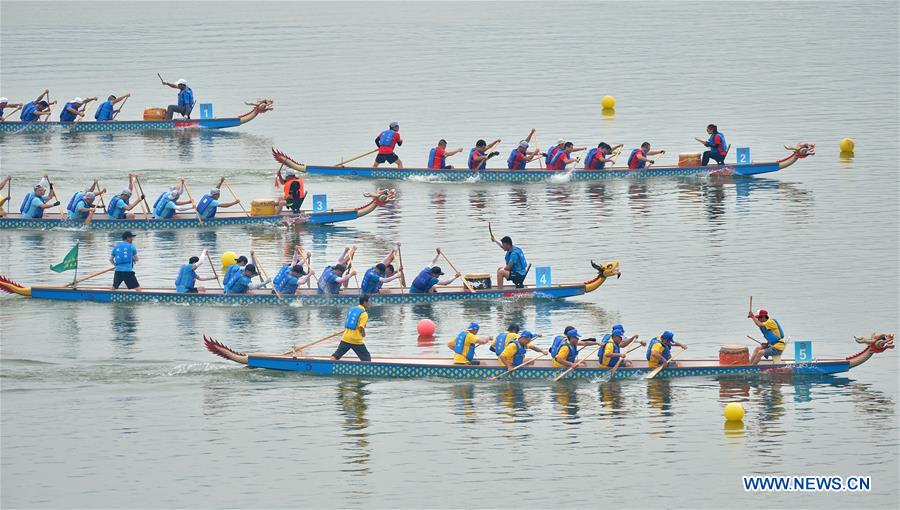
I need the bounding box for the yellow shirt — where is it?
[498,341,520,366]
[451,332,479,364]
[761,318,786,349]
[341,309,368,345]
[552,344,571,368]
[601,341,618,366]
[647,342,665,368]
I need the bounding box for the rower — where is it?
[360,247,403,295]
[94,93,131,122]
[19,181,59,219]
[599,324,640,368]
[317,247,358,295]
[1,98,23,121]
[448,322,492,365]
[107,188,143,220]
[410,248,460,293]
[550,327,584,368]
[19,90,52,122]
[161,78,194,119]
[490,323,520,355]
[491,234,527,289]
[507,140,542,170]
[697,124,728,166]
[273,249,314,294]
[498,330,547,369]
[544,140,565,167]
[276,167,307,213]
[428,139,464,170]
[222,255,249,289]
[374,121,403,168]
[627,142,666,169]
[175,249,217,293]
[646,331,686,368]
[224,264,270,294]
[468,139,501,170]
[748,309,786,365]
[59,97,97,122]
[585,142,623,170]
[110,231,140,290]
[67,191,98,220]
[331,296,372,362]
[153,186,193,219]
[196,188,240,219]
[548,142,582,170]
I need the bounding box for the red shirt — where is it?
[377,131,401,154]
[430,146,446,169]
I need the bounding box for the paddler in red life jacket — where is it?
[428,139,464,170]
[448,322,493,365]
[374,121,403,168]
[547,142,583,170]
[697,124,728,165]
[507,140,542,170]
[276,167,307,213]
[748,309,786,365]
[468,139,501,170]
[584,142,624,170]
[409,248,461,293]
[627,142,666,169]
[544,140,565,167]
[332,296,373,362]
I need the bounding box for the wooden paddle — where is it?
[285,330,344,356]
[605,341,645,379]
[346,247,360,288]
[65,266,114,287]
[749,295,753,316]
[553,344,602,381]
[131,174,151,220]
[83,188,106,226]
[180,178,203,225]
[250,251,277,296]
[90,180,107,213]
[305,251,314,288]
[45,175,66,218]
[157,73,166,84]
[532,131,545,169]
[335,148,378,167]
[437,249,475,293]
[491,351,548,381]
[644,347,687,380]
[1,105,22,122]
[221,177,248,216]
[206,250,222,289]
[395,246,407,288]
[112,95,129,120]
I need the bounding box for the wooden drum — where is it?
[678,152,702,167]
[143,108,166,121]
[719,344,750,365]
[464,273,492,289]
[250,198,277,217]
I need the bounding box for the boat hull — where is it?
[0,118,245,134]
[0,210,364,230]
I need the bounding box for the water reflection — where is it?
[598,380,626,412]
[646,378,673,414]
[111,305,139,356]
[450,383,477,424]
[551,380,581,423]
[337,380,370,474]
[496,383,530,424]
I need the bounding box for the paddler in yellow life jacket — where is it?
[498,330,548,370]
[646,331,687,368]
[490,323,520,356]
[448,322,492,365]
[599,324,642,369]
[748,309,786,365]
[550,327,594,368]
[276,167,307,214]
[331,296,372,362]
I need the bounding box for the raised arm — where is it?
[524,129,536,144]
[486,139,501,151]
[112,93,131,106]
[35,89,49,103]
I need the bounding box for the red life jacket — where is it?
[628,148,647,169]
[377,129,399,154]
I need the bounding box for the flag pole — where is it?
[72,242,79,287]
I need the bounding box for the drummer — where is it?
[646,331,686,368]
[748,309,786,365]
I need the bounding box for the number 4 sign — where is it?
[535,267,551,287]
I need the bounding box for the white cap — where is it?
[72,97,84,103]
[176,79,187,85]
[121,189,132,196]
[518,140,529,148]
[210,188,220,195]
[35,182,45,190]
[284,168,296,177]
[389,121,399,128]
[168,191,179,199]
[556,139,565,145]
[0,97,8,103]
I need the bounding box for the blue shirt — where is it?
[107,196,127,219]
[276,273,300,294]
[199,198,219,218]
[95,100,114,121]
[156,200,176,219]
[20,102,39,122]
[178,87,194,112]
[226,274,251,294]
[69,199,90,220]
[112,242,138,272]
[505,246,527,275]
[22,195,46,218]
[319,270,340,294]
[59,102,79,122]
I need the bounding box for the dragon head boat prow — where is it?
[363,188,397,207]
[272,147,307,173]
[237,99,274,124]
[0,275,31,297]
[204,335,249,365]
[777,143,816,169]
[584,260,621,293]
[846,332,895,368]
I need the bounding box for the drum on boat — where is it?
[464,273,492,289]
[143,108,166,121]
[719,344,750,365]
[678,152,702,167]
[250,198,277,216]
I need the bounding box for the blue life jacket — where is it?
[360,267,383,295]
[545,146,560,166]
[178,87,194,112]
[377,129,395,148]
[491,331,512,354]
[550,335,577,362]
[175,263,196,292]
[646,338,671,362]
[628,148,646,169]
[507,339,528,366]
[708,132,727,156]
[273,264,291,289]
[468,148,486,170]
[154,195,173,218]
[20,192,35,213]
[69,199,90,220]
[196,194,216,218]
[411,268,437,292]
[59,102,78,122]
[152,192,168,211]
[428,147,447,169]
[20,102,38,122]
[549,150,567,169]
[453,331,475,361]
[507,149,525,170]
[107,195,127,219]
[759,319,785,345]
[225,274,251,294]
[66,192,85,215]
[599,336,621,367]
[223,264,243,288]
[344,305,365,329]
[112,242,134,266]
[317,266,342,294]
[95,100,114,121]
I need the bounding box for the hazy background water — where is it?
[1,1,898,508]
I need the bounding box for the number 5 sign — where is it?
[535,267,551,287]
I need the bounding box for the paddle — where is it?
[180,178,203,225]
[346,247,360,288]
[90,180,107,213]
[532,131,545,169]
[491,351,548,381]
[221,176,248,216]
[437,248,475,293]
[305,251,314,288]
[749,295,753,316]
[83,188,106,226]
[206,250,222,289]
[44,175,66,219]
[395,245,407,289]
[644,347,687,380]
[65,266,114,287]
[131,174,151,220]
[112,94,129,120]
[42,100,57,122]
[157,73,166,84]
[553,344,602,381]
[604,341,646,380]
[285,330,344,356]
[250,251,276,295]
[335,148,378,167]
[1,105,22,122]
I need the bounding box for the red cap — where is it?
[755,309,769,319]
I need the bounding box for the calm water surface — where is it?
[1,1,898,508]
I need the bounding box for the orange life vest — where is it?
[283,177,305,199]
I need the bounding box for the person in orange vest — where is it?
[275,167,307,213]
[627,142,666,169]
[374,121,403,168]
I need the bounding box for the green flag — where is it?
[50,243,79,273]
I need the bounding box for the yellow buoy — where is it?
[221,251,238,272]
[601,95,616,110]
[724,402,745,421]
[839,137,855,153]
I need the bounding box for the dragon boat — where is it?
[272,144,815,184]
[0,261,620,306]
[0,189,395,231]
[204,333,894,381]
[0,99,272,134]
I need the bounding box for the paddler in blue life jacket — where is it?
[317,246,358,295]
[491,233,528,289]
[627,142,666,169]
[332,296,373,362]
[646,331,687,368]
[547,142,583,171]
[110,231,140,290]
[106,178,144,219]
[196,188,240,219]
[544,140,565,167]
[273,247,314,294]
[19,89,52,122]
[94,93,131,121]
[360,244,403,295]
[697,124,728,166]
[550,327,592,368]
[498,330,548,369]
[584,142,623,170]
[507,139,543,170]
[67,190,100,220]
[410,248,461,293]
[19,179,60,219]
[428,139,464,170]
[748,309,786,365]
[1,98,24,121]
[374,121,403,168]
[468,139,501,170]
[222,255,249,289]
[599,324,642,369]
[153,179,193,219]
[59,97,98,122]
[224,264,271,294]
[175,249,217,293]
[490,323,521,355]
[162,78,194,120]
[448,322,493,365]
